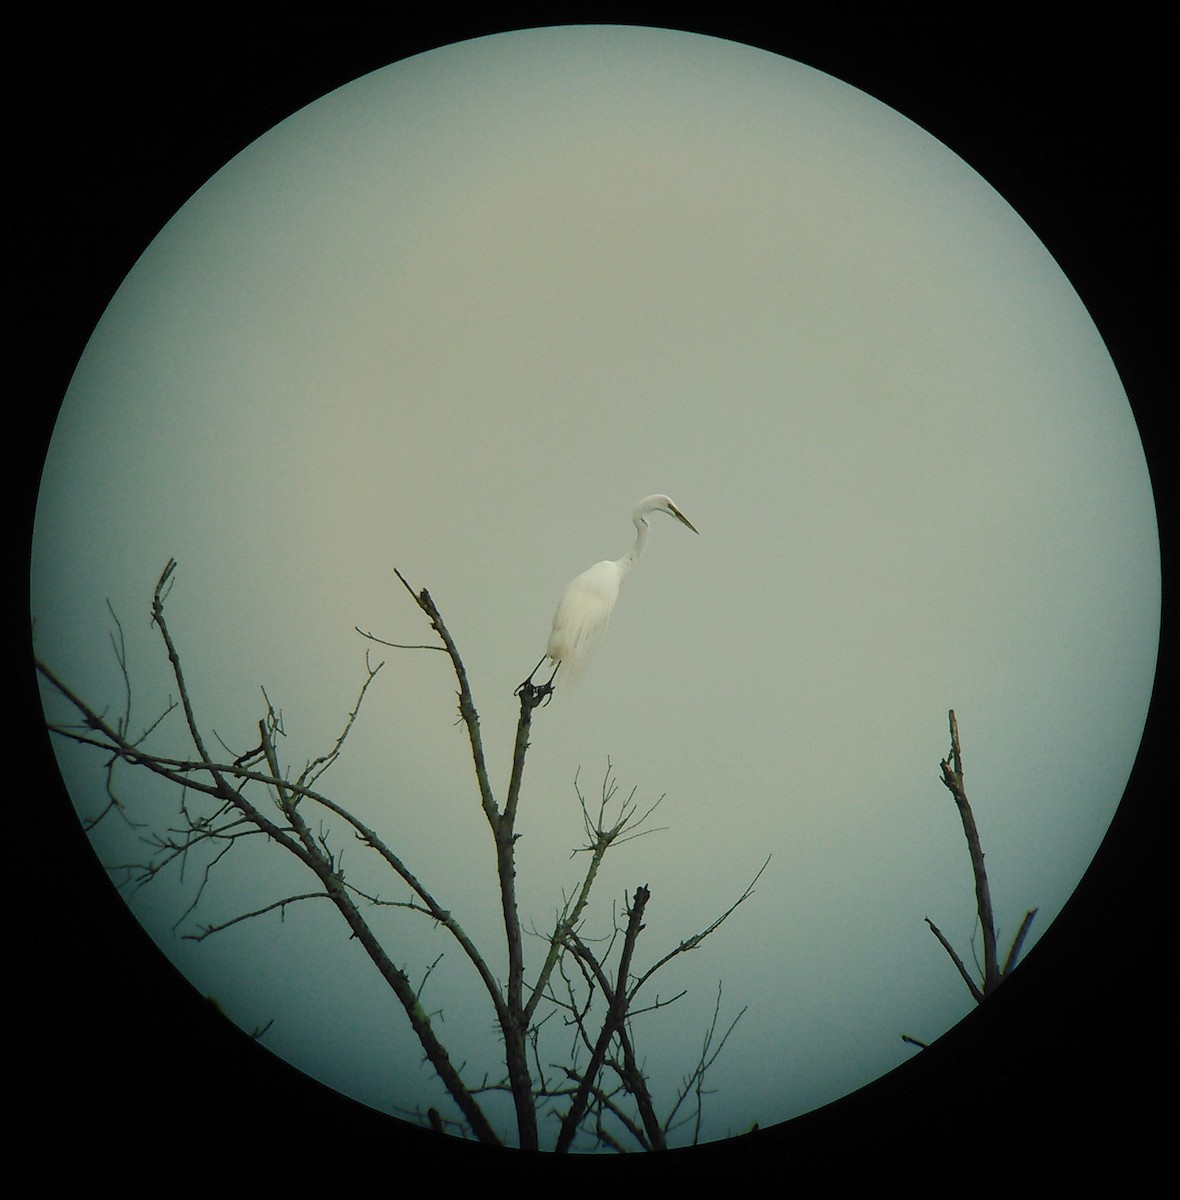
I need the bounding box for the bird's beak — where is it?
[671,506,698,534]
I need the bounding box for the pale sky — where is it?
[32,26,1159,1149]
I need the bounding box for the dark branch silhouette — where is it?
[903,710,1038,1046]
[37,558,759,1151]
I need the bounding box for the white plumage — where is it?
[519,494,698,694]
[545,559,621,682]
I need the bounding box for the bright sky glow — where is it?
[32,27,1159,1148]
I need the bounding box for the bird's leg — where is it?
[514,658,559,706]
[537,661,560,706]
[514,656,548,697]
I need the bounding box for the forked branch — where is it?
[39,559,757,1152]
[930,709,1037,1001]
[40,561,503,1147]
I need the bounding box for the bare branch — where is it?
[39,560,758,1152]
[662,983,748,1145]
[1001,907,1039,977]
[354,625,446,652]
[38,656,309,861]
[299,653,384,789]
[40,567,504,1148]
[105,598,131,738]
[184,892,331,941]
[151,560,218,773]
[631,856,770,995]
[524,765,666,1029]
[556,884,653,1153]
[924,915,985,1004]
[392,568,500,830]
[930,710,1037,1000]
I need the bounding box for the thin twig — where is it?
[632,856,770,994]
[354,625,445,652]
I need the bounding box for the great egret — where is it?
[517,494,698,697]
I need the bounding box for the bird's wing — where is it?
[546,561,619,679]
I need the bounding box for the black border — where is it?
[17,7,1168,1187]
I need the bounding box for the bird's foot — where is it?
[515,679,555,708]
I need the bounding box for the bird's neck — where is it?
[615,515,650,580]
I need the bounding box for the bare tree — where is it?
[903,709,1038,1048]
[36,558,764,1151]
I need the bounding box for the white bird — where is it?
[517,494,698,696]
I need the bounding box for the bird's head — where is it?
[639,494,698,534]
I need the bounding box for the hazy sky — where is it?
[32,26,1159,1149]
